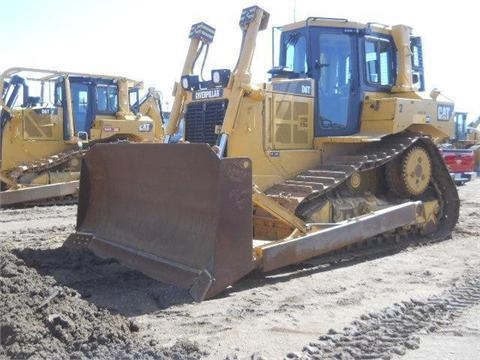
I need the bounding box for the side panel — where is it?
[360,94,455,139]
[227,95,322,191]
[89,118,158,142]
[270,80,314,150]
[23,108,62,140]
[1,111,71,172]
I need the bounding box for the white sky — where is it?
[1,0,478,121]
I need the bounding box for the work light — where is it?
[211,69,230,87]
[181,75,199,90]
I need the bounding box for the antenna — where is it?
[293,0,297,22]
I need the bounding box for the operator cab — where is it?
[55,77,119,140]
[273,18,425,136]
[0,69,150,144]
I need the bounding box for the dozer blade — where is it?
[64,143,254,301]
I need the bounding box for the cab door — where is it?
[70,82,92,134]
[310,28,361,136]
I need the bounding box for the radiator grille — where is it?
[184,100,228,146]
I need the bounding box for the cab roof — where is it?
[280,17,396,36]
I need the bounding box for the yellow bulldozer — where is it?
[451,112,480,147]
[66,6,459,301]
[0,67,164,206]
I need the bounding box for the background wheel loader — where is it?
[0,67,164,206]
[66,6,459,301]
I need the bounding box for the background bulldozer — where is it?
[67,6,459,301]
[451,112,480,148]
[440,111,480,180]
[0,67,164,206]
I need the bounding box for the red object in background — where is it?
[440,149,475,173]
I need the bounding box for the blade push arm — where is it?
[165,22,216,139]
[220,6,269,136]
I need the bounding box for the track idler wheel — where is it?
[387,145,432,197]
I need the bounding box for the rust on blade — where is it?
[64,143,255,301]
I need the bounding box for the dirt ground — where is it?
[1,180,479,359]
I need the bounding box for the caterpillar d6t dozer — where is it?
[0,67,164,206]
[66,6,459,301]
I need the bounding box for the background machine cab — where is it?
[0,67,164,205]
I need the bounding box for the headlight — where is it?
[212,71,220,84]
[211,69,231,87]
[180,75,199,91]
[181,76,189,90]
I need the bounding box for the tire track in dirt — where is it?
[0,205,76,250]
[286,272,480,360]
[0,205,76,223]
[1,225,74,251]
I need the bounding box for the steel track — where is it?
[264,132,460,252]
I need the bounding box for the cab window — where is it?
[96,85,118,114]
[54,83,63,106]
[284,34,307,74]
[365,37,394,86]
[129,88,140,112]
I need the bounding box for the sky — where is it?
[1,0,478,121]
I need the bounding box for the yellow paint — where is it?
[1,67,164,187]
[166,9,454,239]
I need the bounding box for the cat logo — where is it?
[138,123,153,132]
[437,104,454,121]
